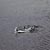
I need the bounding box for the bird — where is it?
[14,25,39,34]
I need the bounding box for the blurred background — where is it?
[0,0,50,50]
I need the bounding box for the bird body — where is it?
[14,25,39,34]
